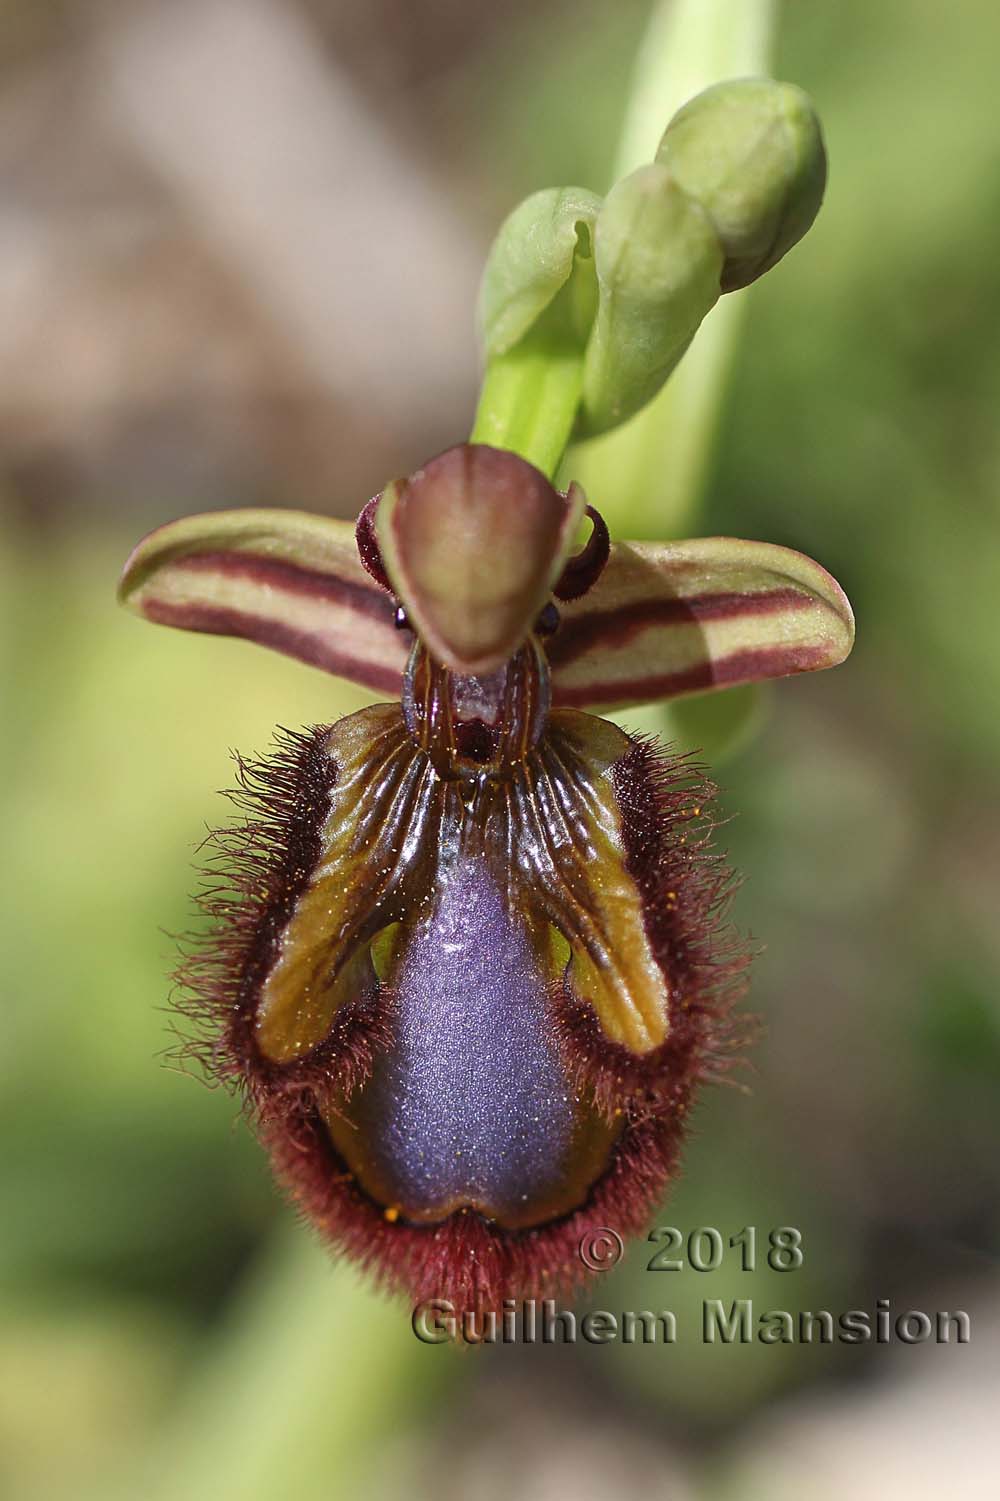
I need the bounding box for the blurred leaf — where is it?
[134,1236,450,1501]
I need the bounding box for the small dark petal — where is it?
[553,504,611,602]
[354,495,392,592]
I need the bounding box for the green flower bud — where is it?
[656,77,827,292]
[473,79,827,462]
[580,163,723,437]
[478,187,601,358]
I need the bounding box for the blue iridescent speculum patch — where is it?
[330,853,616,1229]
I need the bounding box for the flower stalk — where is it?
[469,285,586,481]
[471,188,599,476]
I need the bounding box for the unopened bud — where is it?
[580,163,723,436]
[656,78,827,292]
[478,187,601,358]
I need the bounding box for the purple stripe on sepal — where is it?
[547,587,811,668]
[551,642,831,708]
[142,598,404,694]
[174,551,392,622]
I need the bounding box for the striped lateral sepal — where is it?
[549,536,855,712]
[118,508,407,696]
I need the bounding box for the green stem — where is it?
[470,290,585,479]
[470,343,582,480]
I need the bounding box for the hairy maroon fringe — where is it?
[556,731,753,1118]
[169,726,390,1116]
[263,1094,685,1316]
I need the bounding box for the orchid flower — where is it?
[119,80,852,1313]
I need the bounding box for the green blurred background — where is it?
[2,1,998,1496]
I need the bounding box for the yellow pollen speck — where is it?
[383,1206,400,1223]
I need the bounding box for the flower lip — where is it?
[176,702,748,1311]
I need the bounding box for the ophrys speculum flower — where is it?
[121,441,851,1308]
[119,80,853,1311]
